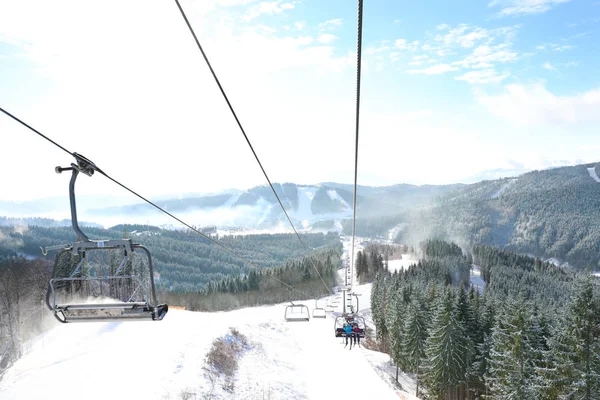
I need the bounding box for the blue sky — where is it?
[1,0,600,202]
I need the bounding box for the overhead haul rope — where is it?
[0,106,312,298]
[349,0,364,291]
[174,0,333,296]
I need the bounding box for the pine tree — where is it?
[423,291,469,399]
[471,296,495,398]
[455,285,476,398]
[389,286,407,381]
[402,298,428,396]
[486,299,540,399]
[551,277,600,399]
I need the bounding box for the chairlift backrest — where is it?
[284,304,310,322]
[45,158,167,323]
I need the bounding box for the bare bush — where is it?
[179,389,196,400]
[204,328,250,394]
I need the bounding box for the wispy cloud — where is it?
[536,42,575,52]
[435,24,490,48]
[453,44,518,69]
[489,0,571,17]
[542,61,556,70]
[395,38,420,51]
[368,22,519,82]
[408,54,437,66]
[477,83,600,125]
[317,34,337,44]
[406,64,459,75]
[294,21,305,30]
[318,18,343,31]
[366,40,391,55]
[455,69,508,84]
[243,1,295,21]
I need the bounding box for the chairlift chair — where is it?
[334,314,366,338]
[312,298,326,319]
[45,154,168,323]
[284,302,310,322]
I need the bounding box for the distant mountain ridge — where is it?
[5,161,600,269]
[386,162,600,269]
[76,182,464,231]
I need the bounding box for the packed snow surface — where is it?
[588,167,600,183]
[0,236,416,400]
[387,255,418,272]
[470,266,486,293]
[490,178,517,199]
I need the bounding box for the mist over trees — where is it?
[344,164,600,270]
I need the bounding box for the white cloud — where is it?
[406,64,459,75]
[294,21,305,30]
[553,44,574,51]
[366,41,391,55]
[536,42,575,52]
[453,44,518,68]
[408,54,437,66]
[317,34,337,44]
[437,23,449,30]
[489,0,572,16]
[477,84,600,125]
[243,1,295,21]
[0,0,360,202]
[395,39,419,51]
[436,25,490,48]
[319,18,343,31]
[455,69,508,84]
[542,61,556,70]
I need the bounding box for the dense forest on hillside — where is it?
[342,164,600,270]
[370,240,600,399]
[0,224,341,292]
[162,247,341,311]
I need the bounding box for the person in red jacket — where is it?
[352,323,361,347]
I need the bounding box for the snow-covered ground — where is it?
[490,178,517,199]
[0,236,418,400]
[587,167,600,183]
[470,266,486,293]
[387,255,418,272]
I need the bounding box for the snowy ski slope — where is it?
[0,238,416,400]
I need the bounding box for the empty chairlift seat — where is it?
[284,303,310,322]
[47,241,168,323]
[44,153,168,323]
[312,298,327,318]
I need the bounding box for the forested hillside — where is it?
[345,163,600,269]
[0,224,342,292]
[370,240,600,399]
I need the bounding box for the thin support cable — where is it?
[173,0,333,296]
[0,107,311,298]
[0,107,73,156]
[350,0,364,291]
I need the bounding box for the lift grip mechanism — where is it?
[54,153,100,243]
[55,152,98,177]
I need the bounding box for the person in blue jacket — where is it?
[344,323,354,348]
